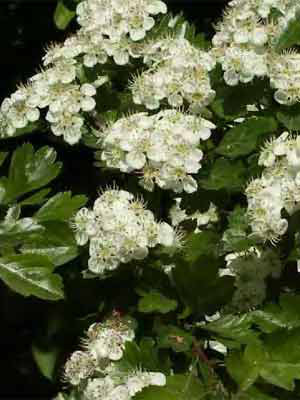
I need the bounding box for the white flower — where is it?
[246,133,300,242]
[126,371,166,396]
[212,0,300,94]
[73,188,177,275]
[64,351,96,385]
[85,316,135,362]
[99,110,215,193]
[130,37,216,111]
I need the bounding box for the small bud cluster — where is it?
[220,247,282,310]
[130,37,216,111]
[72,188,177,275]
[64,314,166,400]
[169,198,218,232]
[212,0,300,105]
[99,110,216,193]
[246,132,300,242]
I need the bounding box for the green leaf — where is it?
[0,254,64,300]
[138,290,178,314]
[1,144,61,204]
[216,117,277,159]
[237,387,278,400]
[21,221,78,266]
[182,231,220,263]
[0,151,8,167]
[118,338,170,373]
[154,323,194,353]
[0,217,44,250]
[204,314,259,347]
[252,293,300,333]
[19,188,52,206]
[211,78,269,121]
[222,206,255,253]
[200,158,246,192]
[174,256,234,315]
[276,10,300,51]
[226,350,260,390]
[32,343,59,381]
[54,1,75,30]
[134,374,204,400]
[276,103,300,131]
[34,192,87,222]
[227,331,300,391]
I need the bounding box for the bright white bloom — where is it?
[246,133,300,242]
[63,316,167,400]
[131,37,216,111]
[99,110,215,193]
[0,85,40,136]
[64,351,97,385]
[84,376,116,400]
[84,316,135,362]
[126,371,166,396]
[1,0,167,141]
[269,52,300,106]
[77,0,167,42]
[72,188,177,275]
[0,66,101,144]
[212,0,300,103]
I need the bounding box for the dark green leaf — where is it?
[200,159,247,192]
[252,294,300,333]
[204,314,259,346]
[0,254,64,300]
[216,117,277,159]
[154,324,194,353]
[182,231,220,263]
[174,256,234,315]
[0,152,8,167]
[226,350,259,390]
[21,221,78,266]
[2,144,61,204]
[138,290,178,314]
[0,217,44,250]
[19,188,52,206]
[277,103,300,131]
[34,192,87,222]
[276,11,300,51]
[134,374,204,400]
[211,78,269,121]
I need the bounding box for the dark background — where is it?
[0,1,229,398]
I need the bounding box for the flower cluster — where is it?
[77,0,167,42]
[130,37,216,111]
[99,110,216,193]
[269,51,300,105]
[72,188,177,275]
[63,314,166,400]
[0,50,102,144]
[246,132,300,242]
[169,198,218,232]
[0,0,168,143]
[212,0,300,105]
[220,247,282,310]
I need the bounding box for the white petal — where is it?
[126,151,146,169]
